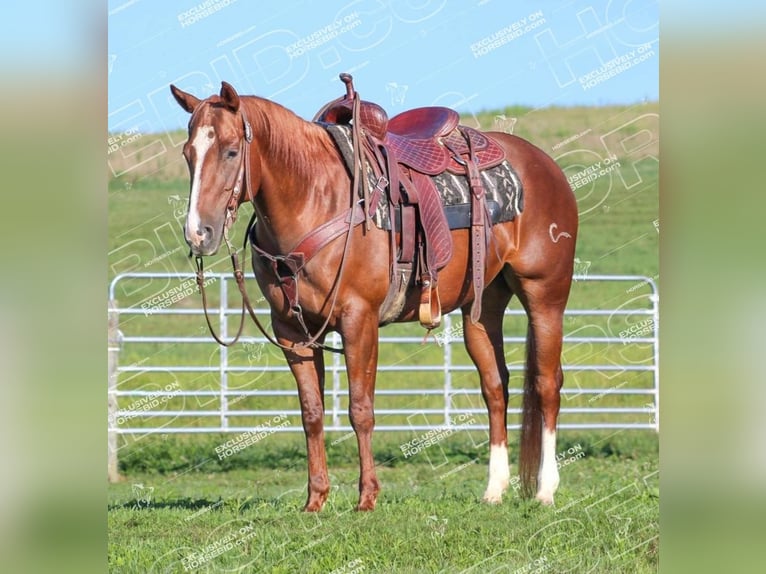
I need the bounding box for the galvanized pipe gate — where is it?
[108,273,658,473]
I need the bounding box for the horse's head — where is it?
[170,82,253,256]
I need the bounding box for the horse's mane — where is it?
[241,96,340,176]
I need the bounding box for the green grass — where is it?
[108,103,659,572]
[109,432,658,573]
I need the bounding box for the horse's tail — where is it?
[518,325,540,498]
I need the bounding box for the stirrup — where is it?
[418,281,442,330]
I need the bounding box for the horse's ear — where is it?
[170,84,200,114]
[220,81,240,113]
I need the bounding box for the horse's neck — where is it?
[245,97,348,251]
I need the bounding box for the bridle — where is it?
[192,100,364,354]
[223,114,253,231]
[192,107,253,348]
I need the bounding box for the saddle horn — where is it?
[339,73,355,99]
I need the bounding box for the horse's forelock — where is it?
[188,95,243,137]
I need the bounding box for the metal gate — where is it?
[108,273,658,450]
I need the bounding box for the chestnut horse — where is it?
[170,81,577,511]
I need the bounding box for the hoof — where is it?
[482,487,504,504]
[355,495,377,511]
[535,491,555,506]
[303,492,328,512]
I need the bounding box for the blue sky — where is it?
[108,0,659,134]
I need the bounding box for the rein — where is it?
[194,94,369,354]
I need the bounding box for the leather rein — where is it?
[193,98,368,354]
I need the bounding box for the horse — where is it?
[169,80,578,511]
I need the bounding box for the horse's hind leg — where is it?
[511,271,571,505]
[462,275,513,503]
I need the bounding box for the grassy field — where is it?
[108,102,659,572]
[109,433,658,573]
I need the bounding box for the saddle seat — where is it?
[318,97,459,165]
[387,106,459,139]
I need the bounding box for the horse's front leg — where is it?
[274,317,329,512]
[340,308,381,511]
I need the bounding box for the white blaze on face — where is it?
[186,125,216,246]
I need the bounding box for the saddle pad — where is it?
[321,123,524,230]
[390,201,504,232]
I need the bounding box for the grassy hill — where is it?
[108,102,658,186]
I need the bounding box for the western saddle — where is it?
[315,74,506,329]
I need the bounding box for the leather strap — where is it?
[249,198,369,325]
[223,111,254,227]
[463,127,487,324]
[250,199,368,279]
[195,255,247,347]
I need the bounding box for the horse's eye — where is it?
[226,149,238,159]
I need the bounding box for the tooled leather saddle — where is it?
[315,74,506,329]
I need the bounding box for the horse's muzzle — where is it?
[185,224,221,256]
